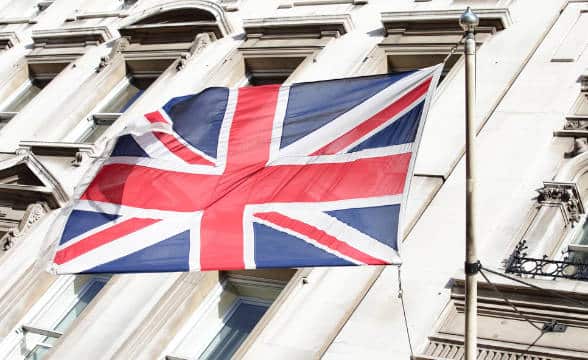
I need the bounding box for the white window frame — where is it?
[0,79,36,120]
[0,274,109,360]
[161,278,276,360]
[64,77,133,143]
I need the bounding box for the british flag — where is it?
[51,66,441,274]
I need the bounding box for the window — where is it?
[553,95,588,261]
[379,9,511,83]
[239,15,352,86]
[0,275,110,360]
[244,56,305,86]
[66,71,158,144]
[197,300,269,359]
[0,79,50,120]
[164,270,294,360]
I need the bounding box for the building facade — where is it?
[0,0,587,359]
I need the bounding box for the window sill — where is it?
[18,141,96,158]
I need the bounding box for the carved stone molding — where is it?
[27,26,116,79]
[31,26,115,48]
[243,14,354,39]
[0,152,69,209]
[221,0,240,12]
[417,277,588,359]
[2,203,47,251]
[176,33,212,71]
[536,181,585,225]
[0,32,20,51]
[119,1,234,37]
[0,18,37,26]
[279,0,367,8]
[119,3,230,44]
[96,38,130,73]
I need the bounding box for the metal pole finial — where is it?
[459,7,479,33]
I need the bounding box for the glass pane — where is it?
[24,345,51,360]
[53,280,106,333]
[3,82,42,112]
[100,76,155,113]
[79,124,110,143]
[199,302,268,360]
[100,83,142,113]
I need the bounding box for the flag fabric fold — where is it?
[51,65,442,274]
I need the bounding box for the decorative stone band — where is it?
[536,181,584,225]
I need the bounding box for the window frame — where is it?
[162,276,283,360]
[0,274,110,360]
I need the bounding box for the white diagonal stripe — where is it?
[277,68,434,157]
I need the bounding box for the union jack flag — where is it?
[52,66,441,274]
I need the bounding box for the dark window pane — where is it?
[100,77,154,113]
[199,302,268,360]
[248,76,287,86]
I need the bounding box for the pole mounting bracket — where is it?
[465,260,482,275]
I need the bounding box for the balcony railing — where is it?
[505,240,588,281]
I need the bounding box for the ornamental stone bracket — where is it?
[176,33,213,71]
[536,181,585,225]
[96,37,130,73]
[554,114,588,140]
[0,152,68,251]
[1,203,47,251]
[0,151,69,209]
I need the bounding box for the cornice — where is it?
[243,14,354,38]
[31,26,116,47]
[0,31,20,50]
[381,8,512,33]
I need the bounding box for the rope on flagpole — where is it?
[442,34,466,64]
[478,269,542,331]
[398,266,414,356]
[480,265,588,308]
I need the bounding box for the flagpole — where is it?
[460,7,479,360]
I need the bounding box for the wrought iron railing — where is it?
[505,240,588,281]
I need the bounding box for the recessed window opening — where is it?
[1,79,50,114]
[387,54,460,84]
[165,269,295,360]
[71,63,162,144]
[15,275,110,360]
[243,56,306,86]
